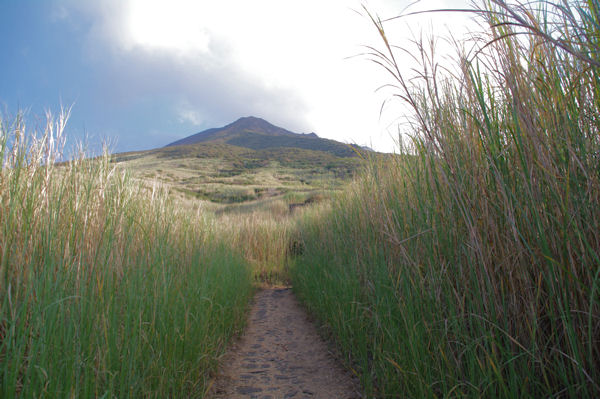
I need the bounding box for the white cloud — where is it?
[61,0,476,152]
[176,102,204,125]
[126,0,211,54]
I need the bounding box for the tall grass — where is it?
[0,110,253,397]
[214,204,295,285]
[292,0,600,397]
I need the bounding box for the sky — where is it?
[0,0,474,154]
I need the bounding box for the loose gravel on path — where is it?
[210,288,360,399]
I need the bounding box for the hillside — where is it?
[112,116,372,213]
[166,116,361,157]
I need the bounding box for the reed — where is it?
[0,110,253,397]
[214,205,295,285]
[292,0,600,397]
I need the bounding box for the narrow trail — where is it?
[210,288,360,399]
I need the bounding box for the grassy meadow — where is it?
[291,0,600,397]
[112,141,358,208]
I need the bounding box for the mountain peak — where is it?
[233,116,266,123]
[229,116,267,127]
[167,116,295,147]
[225,116,289,135]
[164,116,358,157]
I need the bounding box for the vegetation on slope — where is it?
[164,116,361,159]
[226,131,358,157]
[109,141,364,282]
[111,128,362,286]
[291,0,600,397]
[0,112,253,398]
[112,138,362,207]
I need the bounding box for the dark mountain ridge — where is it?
[165,116,358,158]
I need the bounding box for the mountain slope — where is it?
[165,116,358,157]
[112,116,372,209]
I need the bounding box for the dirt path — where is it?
[210,288,360,399]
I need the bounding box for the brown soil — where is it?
[210,288,360,399]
